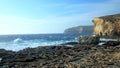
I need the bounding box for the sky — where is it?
[0,0,120,34]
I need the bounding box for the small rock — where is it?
[103,41,120,46]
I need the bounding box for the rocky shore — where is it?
[0,41,120,68]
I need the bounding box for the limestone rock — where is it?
[92,13,120,36]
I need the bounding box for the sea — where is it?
[0,33,92,51]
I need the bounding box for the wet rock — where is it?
[77,36,100,45]
[103,41,120,46]
[0,49,15,58]
[61,42,78,45]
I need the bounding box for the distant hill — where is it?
[64,25,93,35]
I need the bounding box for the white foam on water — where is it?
[13,38,22,43]
[100,38,117,41]
[98,38,118,45]
[0,39,76,51]
[65,45,74,47]
[0,58,2,62]
[98,42,104,45]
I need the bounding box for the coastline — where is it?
[0,43,120,68]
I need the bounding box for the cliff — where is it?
[64,26,93,35]
[92,13,120,36]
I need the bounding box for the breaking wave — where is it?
[13,38,23,43]
[0,34,89,51]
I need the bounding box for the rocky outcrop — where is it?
[77,36,100,45]
[0,49,15,58]
[0,44,120,68]
[92,13,120,36]
[64,26,93,35]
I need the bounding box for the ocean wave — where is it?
[13,38,23,43]
[0,39,76,51]
[0,34,81,51]
[0,58,2,62]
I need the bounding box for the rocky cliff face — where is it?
[64,26,93,35]
[92,13,120,36]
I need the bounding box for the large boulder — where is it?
[77,36,100,45]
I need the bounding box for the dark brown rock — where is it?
[103,41,120,46]
[0,44,120,68]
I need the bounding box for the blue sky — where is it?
[0,0,120,34]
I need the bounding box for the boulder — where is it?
[77,36,100,45]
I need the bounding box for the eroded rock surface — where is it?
[0,44,120,68]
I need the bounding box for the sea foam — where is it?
[0,39,76,51]
[13,38,22,43]
[0,34,82,51]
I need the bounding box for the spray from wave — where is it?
[0,34,84,51]
[13,38,23,43]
